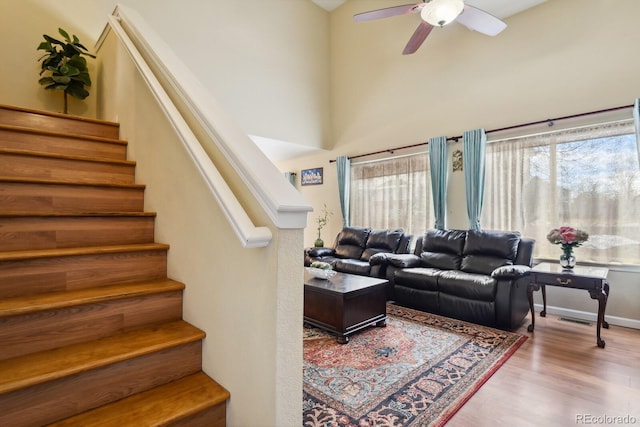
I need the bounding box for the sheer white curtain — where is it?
[482,120,640,264]
[350,154,433,240]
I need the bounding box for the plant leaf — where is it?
[38,76,54,85]
[58,28,71,42]
[75,72,92,86]
[52,75,72,84]
[43,34,64,46]
[66,82,89,100]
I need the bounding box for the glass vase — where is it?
[559,252,576,269]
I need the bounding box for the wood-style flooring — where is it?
[448,314,640,426]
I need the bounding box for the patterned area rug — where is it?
[303,304,526,426]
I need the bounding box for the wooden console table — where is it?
[528,262,610,348]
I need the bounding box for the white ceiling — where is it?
[312,0,547,18]
[259,0,548,162]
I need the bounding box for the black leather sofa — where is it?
[304,226,412,279]
[375,229,534,330]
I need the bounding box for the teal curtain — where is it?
[634,99,640,166]
[428,136,448,229]
[463,129,487,231]
[336,155,350,227]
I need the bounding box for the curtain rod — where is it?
[329,103,634,163]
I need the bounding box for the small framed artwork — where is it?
[301,167,323,186]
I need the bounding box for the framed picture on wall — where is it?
[301,167,323,186]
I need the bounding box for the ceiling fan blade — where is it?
[402,21,434,55]
[354,3,421,22]
[455,5,507,36]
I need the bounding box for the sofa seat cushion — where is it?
[334,259,371,276]
[437,270,497,301]
[394,268,441,292]
[460,255,513,276]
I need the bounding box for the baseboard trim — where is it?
[533,304,640,330]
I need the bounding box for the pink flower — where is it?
[547,226,588,247]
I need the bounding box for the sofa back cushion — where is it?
[361,229,404,261]
[334,226,371,259]
[461,229,521,275]
[419,229,467,270]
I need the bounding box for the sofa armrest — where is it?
[306,247,335,258]
[369,252,390,266]
[491,264,531,279]
[386,254,422,268]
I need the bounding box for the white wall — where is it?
[109,0,331,152]
[0,0,99,116]
[0,0,331,154]
[278,0,640,325]
[97,32,304,426]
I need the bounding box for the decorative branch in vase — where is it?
[547,226,589,269]
[314,204,333,248]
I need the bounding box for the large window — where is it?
[350,154,433,240]
[482,120,640,264]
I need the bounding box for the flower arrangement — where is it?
[547,226,589,268]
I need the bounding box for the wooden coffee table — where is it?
[304,271,388,343]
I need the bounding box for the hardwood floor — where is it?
[448,314,640,426]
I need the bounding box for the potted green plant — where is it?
[37,28,95,114]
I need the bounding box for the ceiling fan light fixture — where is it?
[420,0,465,27]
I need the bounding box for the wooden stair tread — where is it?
[0,243,170,262]
[0,176,145,189]
[0,147,135,166]
[0,211,156,218]
[0,123,127,145]
[48,372,230,426]
[0,279,185,318]
[0,104,120,128]
[0,320,205,394]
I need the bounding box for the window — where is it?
[350,153,433,240]
[482,120,640,264]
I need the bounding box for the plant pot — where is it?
[314,238,324,248]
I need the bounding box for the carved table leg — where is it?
[589,288,608,348]
[540,284,547,317]
[337,335,349,344]
[527,283,537,332]
[376,319,387,327]
[602,281,610,329]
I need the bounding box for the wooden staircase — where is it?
[0,105,230,426]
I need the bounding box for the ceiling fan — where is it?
[353,0,507,55]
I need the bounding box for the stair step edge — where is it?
[0,320,205,395]
[0,212,157,218]
[0,123,127,145]
[0,104,120,128]
[0,279,185,318]
[0,147,135,166]
[48,372,230,426]
[0,176,145,189]
[0,243,170,262]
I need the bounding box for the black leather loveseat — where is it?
[304,226,412,279]
[376,229,534,330]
